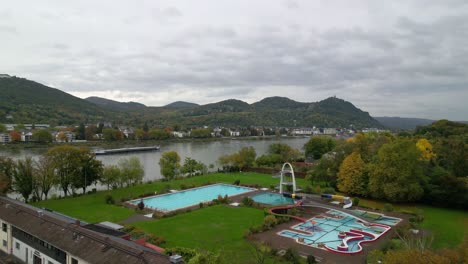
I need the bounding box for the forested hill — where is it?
[176,96,383,128]
[374,116,435,130]
[85,96,146,111]
[0,76,111,125]
[0,76,382,128]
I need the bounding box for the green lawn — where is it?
[134,205,266,264]
[34,172,307,223]
[358,197,468,248]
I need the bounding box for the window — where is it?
[15,242,20,250]
[71,258,78,264]
[2,240,6,247]
[1,223,6,232]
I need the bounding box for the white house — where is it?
[0,133,10,143]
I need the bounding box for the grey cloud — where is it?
[3,1,468,120]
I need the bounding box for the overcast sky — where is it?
[1,0,467,120]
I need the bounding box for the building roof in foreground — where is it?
[0,197,171,264]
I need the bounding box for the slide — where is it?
[268,201,306,222]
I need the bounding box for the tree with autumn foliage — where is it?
[9,130,21,142]
[337,152,367,196]
[416,138,435,161]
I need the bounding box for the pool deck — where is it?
[125,185,269,216]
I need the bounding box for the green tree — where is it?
[101,165,121,190]
[35,157,56,200]
[12,157,35,202]
[76,123,86,140]
[0,157,14,195]
[236,146,257,169]
[46,145,85,196]
[148,129,170,140]
[181,157,198,176]
[159,151,181,180]
[368,139,425,202]
[72,150,103,194]
[32,129,53,143]
[190,128,212,138]
[268,143,301,162]
[102,128,123,141]
[118,156,144,186]
[0,124,6,133]
[337,152,367,196]
[304,136,336,159]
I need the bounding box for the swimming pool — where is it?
[277,210,391,253]
[352,209,402,226]
[251,192,294,205]
[129,184,255,212]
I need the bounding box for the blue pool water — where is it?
[251,192,294,205]
[130,184,255,212]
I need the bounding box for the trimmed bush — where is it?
[263,215,278,230]
[307,255,318,264]
[105,194,115,204]
[284,247,300,264]
[233,179,240,185]
[137,200,145,210]
[353,197,360,206]
[242,196,254,207]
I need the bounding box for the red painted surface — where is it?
[134,238,165,253]
[268,204,306,222]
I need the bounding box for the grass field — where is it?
[358,197,468,248]
[33,172,467,257]
[34,172,307,223]
[133,205,266,264]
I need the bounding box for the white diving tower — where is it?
[279,162,297,194]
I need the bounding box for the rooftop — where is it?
[0,197,171,264]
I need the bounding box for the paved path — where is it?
[120,214,154,225]
[301,195,370,222]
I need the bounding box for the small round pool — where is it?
[251,192,294,205]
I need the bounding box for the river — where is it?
[1,137,310,182]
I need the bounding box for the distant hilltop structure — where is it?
[0,74,11,78]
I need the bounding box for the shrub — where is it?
[304,185,313,193]
[383,203,394,212]
[307,255,318,264]
[284,247,300,264]
[242,196,254,207]
[146,234,166,246]
[289,207,299,216]
[137,200,145,210]
[105,194,115,204]
[263,215,278,230]
[180,184,187,190]
[234,179,240,185]
[249,225,262,234]
[269,185,275,190]
[322,187,336,194]
[353,197,360,206]
[122,225,136,233]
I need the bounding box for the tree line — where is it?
[0,145,144,202]
[310,120,467,208]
